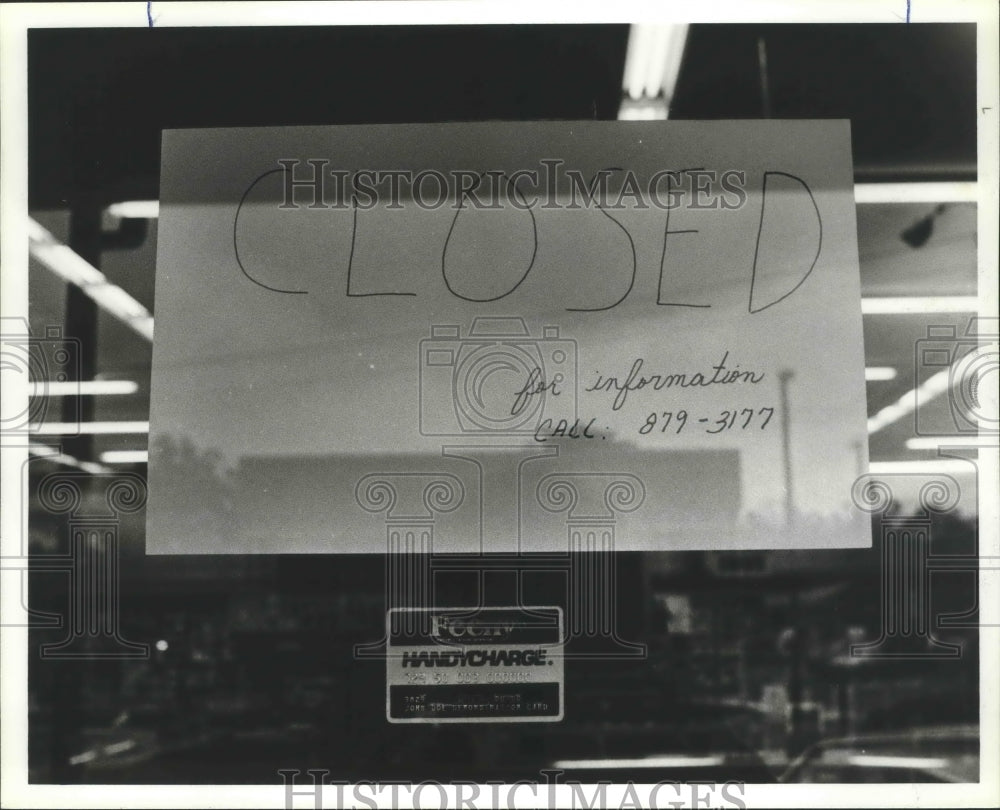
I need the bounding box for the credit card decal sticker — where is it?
[386,606,564,723]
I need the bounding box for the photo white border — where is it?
[2,2,997,807]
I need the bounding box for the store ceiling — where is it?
[27,23,976,208]
[26,23,981,471]
[672,24,977,181]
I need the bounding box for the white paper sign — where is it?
[149,121,870,553]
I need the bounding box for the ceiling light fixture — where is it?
[620,24,688,120]
[105,201,160,219]
[28,218,153,341]
[102,183,980,220]
[552,755,724,770]
[861,297,978,314]
[864,367,898,382]
[900,203,948,249]
[905,436,992,450]
[867,368,951,434]
[28,445,110,475]
[99,450,149,464]
[867,460,973,475]
[853,183,976,205]
[28,380,139,396]
[28,421,150,435]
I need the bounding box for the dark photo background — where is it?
[26,23,981,784]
